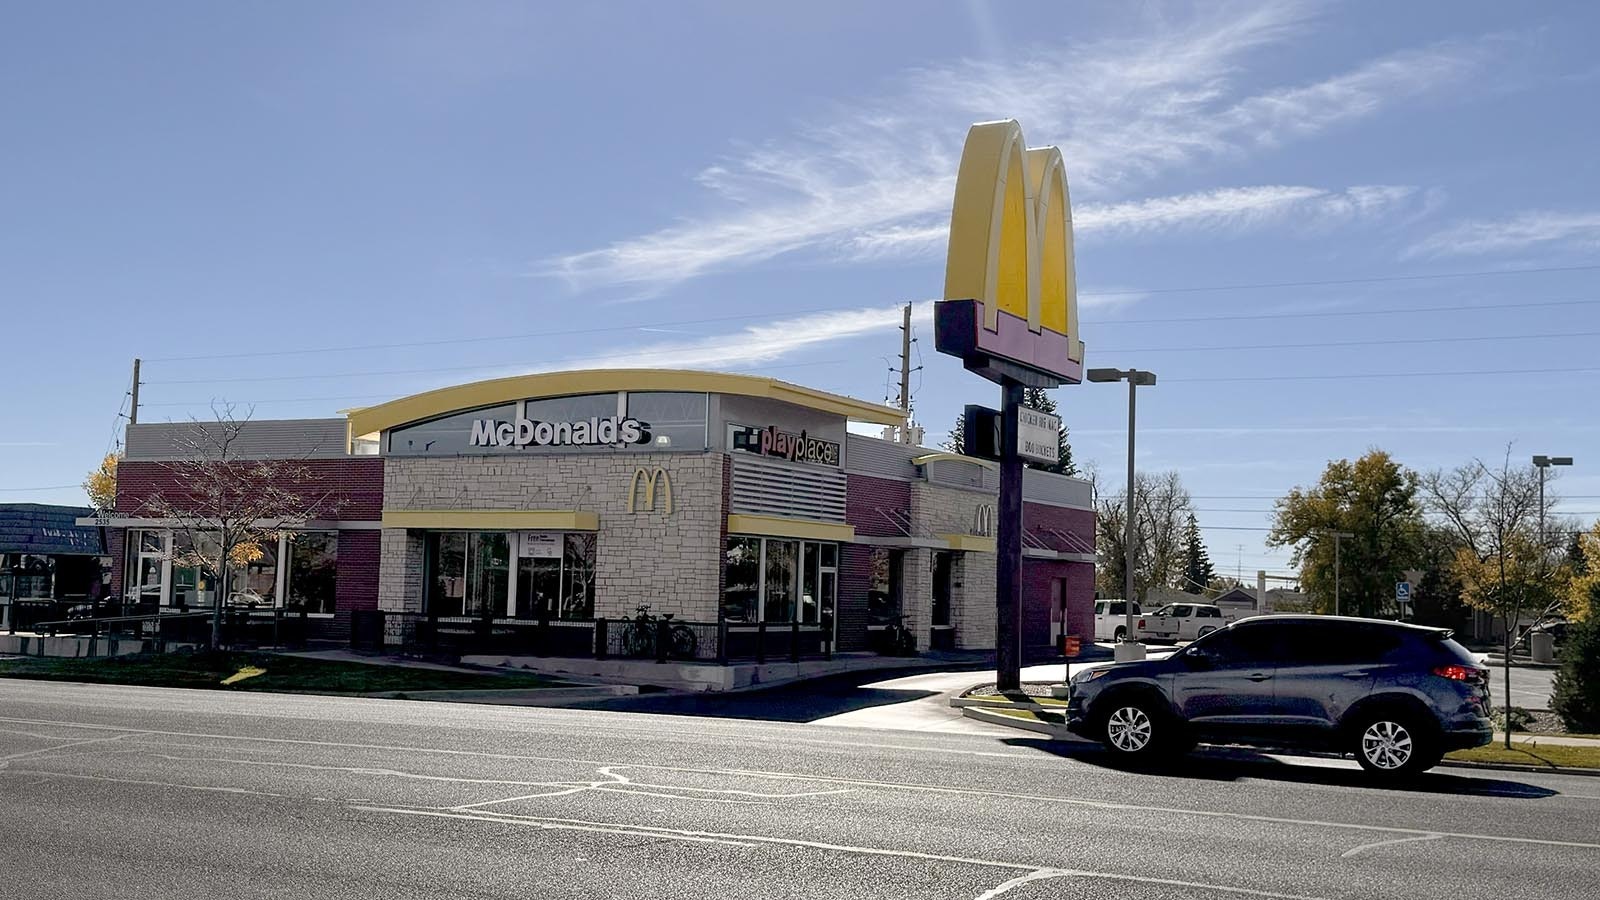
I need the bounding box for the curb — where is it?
[962,706,1083,741]
[364,685,638,705]
[1437,759,1600,778]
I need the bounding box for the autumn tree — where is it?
[137,407,335,649]
[1268,450,1426,618]
[1424,449,1572,746]
[1182,514,1216,594]
[1567,521,1600,622]
[83,453,119,512]
[1096,470,1194,601]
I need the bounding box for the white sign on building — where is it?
[518,532,562,559]
[1017,406,1061,466]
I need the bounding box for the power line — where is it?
[141,263,1600,365]
[1090,295,1600,328]
[1100,327,1600,354]
[0,485,80,493]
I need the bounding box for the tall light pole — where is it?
[1088,367,1156,662]
[1532,455,1573,556]
[1320,530,1354,616]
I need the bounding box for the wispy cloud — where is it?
[538,4,1492,294]
[1407,210,1600,258]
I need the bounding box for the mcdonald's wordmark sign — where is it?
[627,466,673,515]
[934,119,1084,387]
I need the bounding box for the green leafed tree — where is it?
[1182,514,1216,594]
[942,412,966,455]
[1268,450,1427,618]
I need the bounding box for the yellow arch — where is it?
[943,120,1083,363]
[346,368,905,437]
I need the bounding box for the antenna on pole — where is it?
[889,303,924,444]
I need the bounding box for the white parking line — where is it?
[1341,834,1445,858]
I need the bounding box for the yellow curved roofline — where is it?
[345,368,906,436]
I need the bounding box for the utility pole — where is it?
[1320,530,1354,616]
[129,358,142,425]
[898,303,912,425]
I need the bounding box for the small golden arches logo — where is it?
[627,466,673,515]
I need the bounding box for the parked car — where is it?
[1065,615,1493,777]
[1093,600,1142,641]
[1134,602,1228,643]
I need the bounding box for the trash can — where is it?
[1531,631,1555,664]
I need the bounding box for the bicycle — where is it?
[619,604,699,660]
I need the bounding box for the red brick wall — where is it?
[116,457,384,521]
[836,544,875,651]
[846,474,912,537]
[1021,558,1095,662]
[327,529,380,642]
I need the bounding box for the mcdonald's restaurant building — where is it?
[107,370,1095,661]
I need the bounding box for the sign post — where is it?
[934,119,1085,693]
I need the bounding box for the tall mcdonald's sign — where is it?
[932,119,1086,695]
[934,119,1083,387]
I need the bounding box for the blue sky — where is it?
[4,1,1599,576]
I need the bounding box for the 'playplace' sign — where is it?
[469,416,650,448]
[728,423,840,467]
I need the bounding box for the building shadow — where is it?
[563,663,992,723]
[1000,738,1562,799]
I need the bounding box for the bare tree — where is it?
[1423,447,1570,746]
[1094,470,1194,601]
[136,406,336,650]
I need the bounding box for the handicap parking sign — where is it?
[1395,581,1412,602]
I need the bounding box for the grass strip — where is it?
[0,651,564,695]
[1446,741,1600,770]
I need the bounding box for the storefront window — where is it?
[286,532,337,614]
[931,551,953,628]
[723,537,836,625]
[232,539,278,607]
[427,532,468,616]
[561,533,596,619]
[722,537,760,622]
[868,548,902,626]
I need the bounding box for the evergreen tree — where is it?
[942,412,966,455]
[1552,616,1600,733]
[1182,514,1216,594]
[1021,387,1077,476]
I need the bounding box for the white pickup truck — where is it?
[1134,602,1229,643]
[1092,600,1142,641]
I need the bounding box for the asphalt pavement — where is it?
[2,677,1598,899]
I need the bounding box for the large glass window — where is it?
[624,391,708,450]
[432,530,593,619]
[763,540,797,623]
[560,533,596,619]
[723,537,761,622]
[232,539,278,607]
[723,537,837,625]
[868,548,903,626]
[427,532,468,616]
[931,551,953,628]
[286,532,337,614]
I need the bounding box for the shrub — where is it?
[1551,617,1600,733]
[1492,706,1535,732]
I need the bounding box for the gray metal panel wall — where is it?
[124,419,350,461]
[844,434,921,480]
[1022,468,1094,509]
[729,454,848,522]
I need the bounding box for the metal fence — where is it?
[350,610,833,665]
[23,607,313,651]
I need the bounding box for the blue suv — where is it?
[1065,615,1493,776]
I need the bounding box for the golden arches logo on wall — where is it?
[934,119,1084,386]
[627,466,673,515]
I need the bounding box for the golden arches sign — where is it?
[935,119,1083,385]
[627,466,673,515]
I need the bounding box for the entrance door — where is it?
[930,551,953,649]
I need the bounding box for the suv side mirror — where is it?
[1183,646,1217,670]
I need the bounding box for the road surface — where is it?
[1,679,1596,900]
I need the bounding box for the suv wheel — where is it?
[1100,697,1184,759]
[1352,711,1440,777]
[1197,626,1217,638]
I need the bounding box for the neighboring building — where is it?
[1,502,111,601]
[103,369,1095,659]
[1,503,112,628]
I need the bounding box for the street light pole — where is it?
[1321,531,1354,616]
[1088,367,1156,662]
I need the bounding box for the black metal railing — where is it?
[27,607,312,651]
[351,611,834,665]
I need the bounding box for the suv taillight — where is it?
[1433,664,1485,682]
[1137,618,1146,629]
